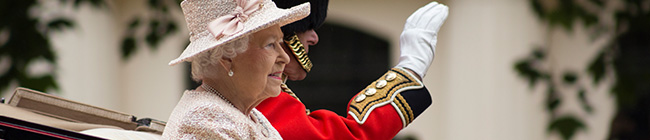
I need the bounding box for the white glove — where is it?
[394,2,448,79]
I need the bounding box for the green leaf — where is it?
[543,0,600,32]
[530,0,545,19]
[47,19,74,31]
[576,4,598,28]
[146,32,160,49]
[19,75,58,92]
[162,6,169,14]
[563,72,578,85]
[73,0,104,8]
[146,20,161,47]
[88,0,103,7]
[121,37,137,60]
[588,0,604,7]
[128,19,140,29]
[587,51,606,84]
[548,116,586,140]
[578,89,594,114]
[0,65,17,92]
[548,98,561,112]
[74,0,82,8]
[149,0,160,8]
[150,20,160,31]
[533,48,545,60]
[514,59,542,88]
[546,87,561,112]
[165,23,177,35]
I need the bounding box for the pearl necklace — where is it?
[201,84,233,106]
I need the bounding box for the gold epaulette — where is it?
[348,67,423,127]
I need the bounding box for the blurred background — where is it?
[1,0,648,139]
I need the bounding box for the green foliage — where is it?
[545,87,561,111]
[0,0,103,93]
[562,72,577,85]
[577,89,593,114]
[548,116,586,140]
[121,37,137,59]
[72,0,103,8]
[47,19,75,32]
[514,60,541,87]
[1,0,180,95]
[120,0,180,61]
[587,50,606,84]
[530,0,601,31]
[519,0,650,139]
[515,48,595,139]
[514,48,545,88]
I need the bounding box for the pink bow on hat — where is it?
[208,0,263,39]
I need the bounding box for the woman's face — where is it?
[282,29,319,81]
[231,25,289,100]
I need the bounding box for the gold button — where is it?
[365,88,377,96]
[355,94,366,102]
[376,80,387,89]
[386,72,397,81]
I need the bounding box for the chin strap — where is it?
[284,34,313,72]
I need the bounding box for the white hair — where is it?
[190,36,250,82]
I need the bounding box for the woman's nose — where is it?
[277,45,290,64]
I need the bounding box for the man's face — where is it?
[282,29,319,81]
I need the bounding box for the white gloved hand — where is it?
[394,2,448,79]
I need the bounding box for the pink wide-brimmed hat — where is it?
[169,0,310,66]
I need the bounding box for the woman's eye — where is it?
[267,42,279,48]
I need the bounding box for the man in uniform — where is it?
[257,0,449,139]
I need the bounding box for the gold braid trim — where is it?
[348,67,423,126]
[392,94,414,127]
[284,35,313,72]
[281,83,300,102]
[281,83,310,115]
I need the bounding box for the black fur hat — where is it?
[273,0,329,37]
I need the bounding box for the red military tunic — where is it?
[257,68,432,140]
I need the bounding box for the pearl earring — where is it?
[228,70,234,77]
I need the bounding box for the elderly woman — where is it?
[162,0,309,139]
